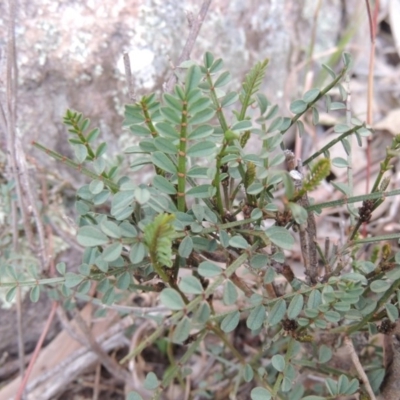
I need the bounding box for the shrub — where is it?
[22,51,400,399]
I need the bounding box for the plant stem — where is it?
[302,124,364,166]
[32,141,120,193]
[305,188,400,212]
[177,99,188,212]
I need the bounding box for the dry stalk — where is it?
[344,335,376,400]
[73,310,133,386]
[15,301,58,400]
[164,0,212,92]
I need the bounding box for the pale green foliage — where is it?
[24,51,400,399]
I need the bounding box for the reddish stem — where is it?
[15,301,58,400]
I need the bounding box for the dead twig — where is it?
[164,0,212,92]
[123,52,135,101]
[73,310,133,386]
[344,335,376,400]
[15,301,59,400]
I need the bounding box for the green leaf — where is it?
[265,226,294,250]
[102,242,122,262]
[220,310,240,333]
[223,280,238,305]
[326,378,338,396]
[178,236,193,258]
[6,286,17,302]
[330,102,346,110]
[73,144,88,163]
[231,120,252,132]
[186,184,215,198]
[187,125,214,140]
[160,107,181,124]
[144,371,159,390]
[102,287,115,305]
[214,71,231,87]
[271,354,285,372]
[188,97,212,114]
[288,203,308,225]
[210,58,223,73]
[56,262,66,275]
[251,387,271,400]
[246,182,263,195]
[303,88,320,103]
[268,299,287,326]
[308,290,322,309]
[386,303,399,322]
[156,122,179,139]
[89,179,104,195]
[100,220,121,239]
[243,364,254,382]
[79,263,90,276]
[96,142,107,158]
[173,316,191,343]
[187,141,216,157]
[250,254,269,269]
[64,272,84,288]
[287,294,304,319]
[344,378,359,395]
[154,137,178,154]
[198,261,222,277]
[204,52,214,68]
[185,65,202,95]
[77,226,109,247]
[189,108,215,125]
[246,304,266,330]
[134,187,151,204]
[160,288,185,310]
[318,344,333,363]
[94,158,108,175]
[324,310,341,322]
[229,235,249,249]
[151,151,177,174]
[312,107,319,125]
[187,166,209,178]
[30,285,41,303]
[338,374,350,394]
[127,392,144,400]
[194,301,211,324]
[178,275,203,294]
[290,100,307,114]
[163,93,182,112]
[116,271,131,290]
[221,92,239,107]
[153,175,177,195]
[332,157,348,168]
[129,242,146,264]
[111,190,135,213]
[370,280,391,293]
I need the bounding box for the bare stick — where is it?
[123,52,135,101]
[15,301,59,400]
[164,0,212,92]
[344,336,376,400]
[73,310,133,385]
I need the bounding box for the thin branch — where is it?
[344,336,376,400]
[16,137,48,270]
[123,52,135,101]
[164,0,212,92]
[73,310,133,385]
[15,301,59,400]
